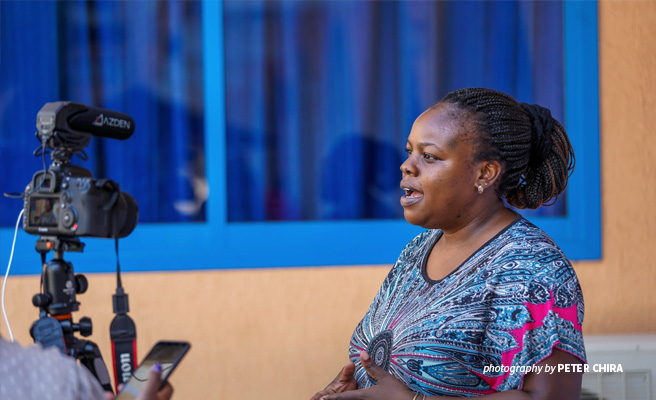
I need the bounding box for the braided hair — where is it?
[437,88,575,209]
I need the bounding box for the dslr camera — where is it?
[22,101,138,239]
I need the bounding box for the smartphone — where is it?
[115,341,191,400]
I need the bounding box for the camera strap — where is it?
[109,238,137,390]
[110,312,137,388]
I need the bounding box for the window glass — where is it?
[223,0,566,222]
[0,1,205,226]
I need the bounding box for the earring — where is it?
[477,184,484,194]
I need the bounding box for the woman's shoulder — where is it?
[482,217,583,305]
[494,217,569,263]
[383,229,439,284]
[482,217,578,285]
[396,229,439,261]
[505,216,558,245]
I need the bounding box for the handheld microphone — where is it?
[110,288,137,390]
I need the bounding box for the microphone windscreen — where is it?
[67,106,135,140]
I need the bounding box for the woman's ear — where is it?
[476,160,502,189]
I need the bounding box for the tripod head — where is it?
[33,236,86,316]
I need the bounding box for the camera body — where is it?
[19,101,138,239]
[23,162,137,239]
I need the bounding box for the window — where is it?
[0,1,600,274]
[0,1,205,225]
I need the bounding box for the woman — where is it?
[39,199,57,226]
[311,88,586,400]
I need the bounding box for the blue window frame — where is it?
[1,1,600,275]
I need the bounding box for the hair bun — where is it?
[520,103,553,167]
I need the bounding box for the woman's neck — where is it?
[439,202,517,247]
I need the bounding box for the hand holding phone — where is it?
[129,362,173,400]
[115,341,190,400]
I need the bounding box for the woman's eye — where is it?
[404,148,412,156]
[423,153,437,161]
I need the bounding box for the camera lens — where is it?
[116,192,139,238]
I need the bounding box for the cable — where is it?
[2,209,24,342]
[41,136,47,174]
[115,237,123,290]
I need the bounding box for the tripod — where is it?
[29,236,113,393]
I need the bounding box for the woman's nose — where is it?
[400,157,417,176]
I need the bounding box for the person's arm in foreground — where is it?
[314,348,582,400]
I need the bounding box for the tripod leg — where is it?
[76,339,114,393]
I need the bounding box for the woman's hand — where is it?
[318,351,416,400]
[316,348,583,400]
[310,360,358,400]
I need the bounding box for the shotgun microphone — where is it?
[36,102,135,150]
[66,105,135,140]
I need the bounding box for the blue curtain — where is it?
[1,0,566,227]
[0,1,205,226]
[224,0,565,221]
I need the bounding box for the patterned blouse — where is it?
[349,216,586,396]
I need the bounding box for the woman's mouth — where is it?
[400,187,423,207]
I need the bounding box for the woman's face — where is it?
[400,104,482,230]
